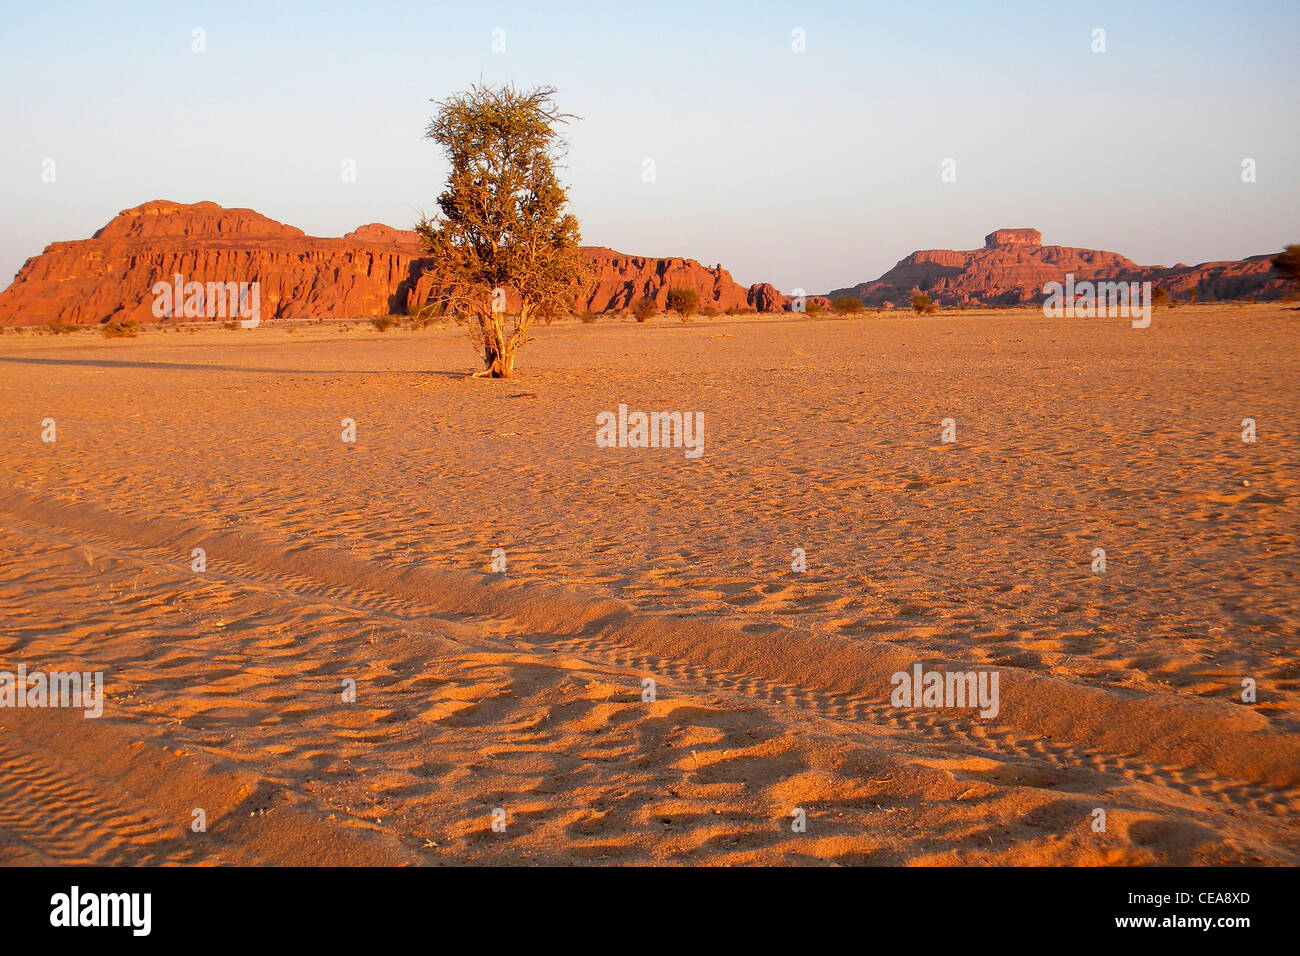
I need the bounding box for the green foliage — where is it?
[1272,245,1300,296]
[833,296,864,313]
[1271,244,1300,282]
[666,287,700,317]
[414,83,586,376]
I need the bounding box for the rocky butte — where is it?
[0,200,784,325]
[0,204,1288,325]
[829,227,1287,306]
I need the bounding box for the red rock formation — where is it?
[985,228,1042,249]
[342,223,423,250]
[0,201,421,324]
[830,228,1290,306]
[745,283,787,312]
[0,201,784,325]
[2,206,1287,325]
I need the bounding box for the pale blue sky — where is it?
[2,0,1296,293]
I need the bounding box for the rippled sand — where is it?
[0,306,1296,865]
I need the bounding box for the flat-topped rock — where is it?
[985,228,1042,248]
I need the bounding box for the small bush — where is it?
[1152,287,1170,309]
[578,310,598,324]
[833,296,864,314]
[911,293,932,314]
[1271,244,1300,296]
[724,306,746,316]
[46,319,75,335]
[701,306,719,318]
[101,319,138,338]
[666,287,700,318]
[408,309,439,330]
[370,315,401,331]
[632,297,657,322]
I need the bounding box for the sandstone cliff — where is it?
[2,205,1287,325]
[0,201,782,325]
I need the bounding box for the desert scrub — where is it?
[632,297,657,322]
[101,319,139,338]
[666,287,699,319]
[371,315,401,331]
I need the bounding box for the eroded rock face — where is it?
[829,229,1289,306]
[746,283,787,313]
[3,207,1287,324]
[0,201,785,325]
[568,247,758,314]
[0,201,421,324]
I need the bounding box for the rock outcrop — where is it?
[0,201,420,324]
[745,282,787,313]
[2,207,1288,325]
[0,201,783,325]
[829,228,1289,306]
[985,228,1042,248]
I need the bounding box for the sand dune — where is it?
[0,307,1296,864]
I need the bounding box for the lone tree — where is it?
[666,287,699,318]
[415,83,585,378]
[911,292,932,314]
[1272,244,1300,298]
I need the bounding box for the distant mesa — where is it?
[829,227,1286,308]
[0,203,1288,325]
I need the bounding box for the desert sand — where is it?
[0,305,1296,865]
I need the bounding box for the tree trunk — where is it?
[482,343,514,378]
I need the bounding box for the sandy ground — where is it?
[0,306,1296,865]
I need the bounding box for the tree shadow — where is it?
[0,356,466,377]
